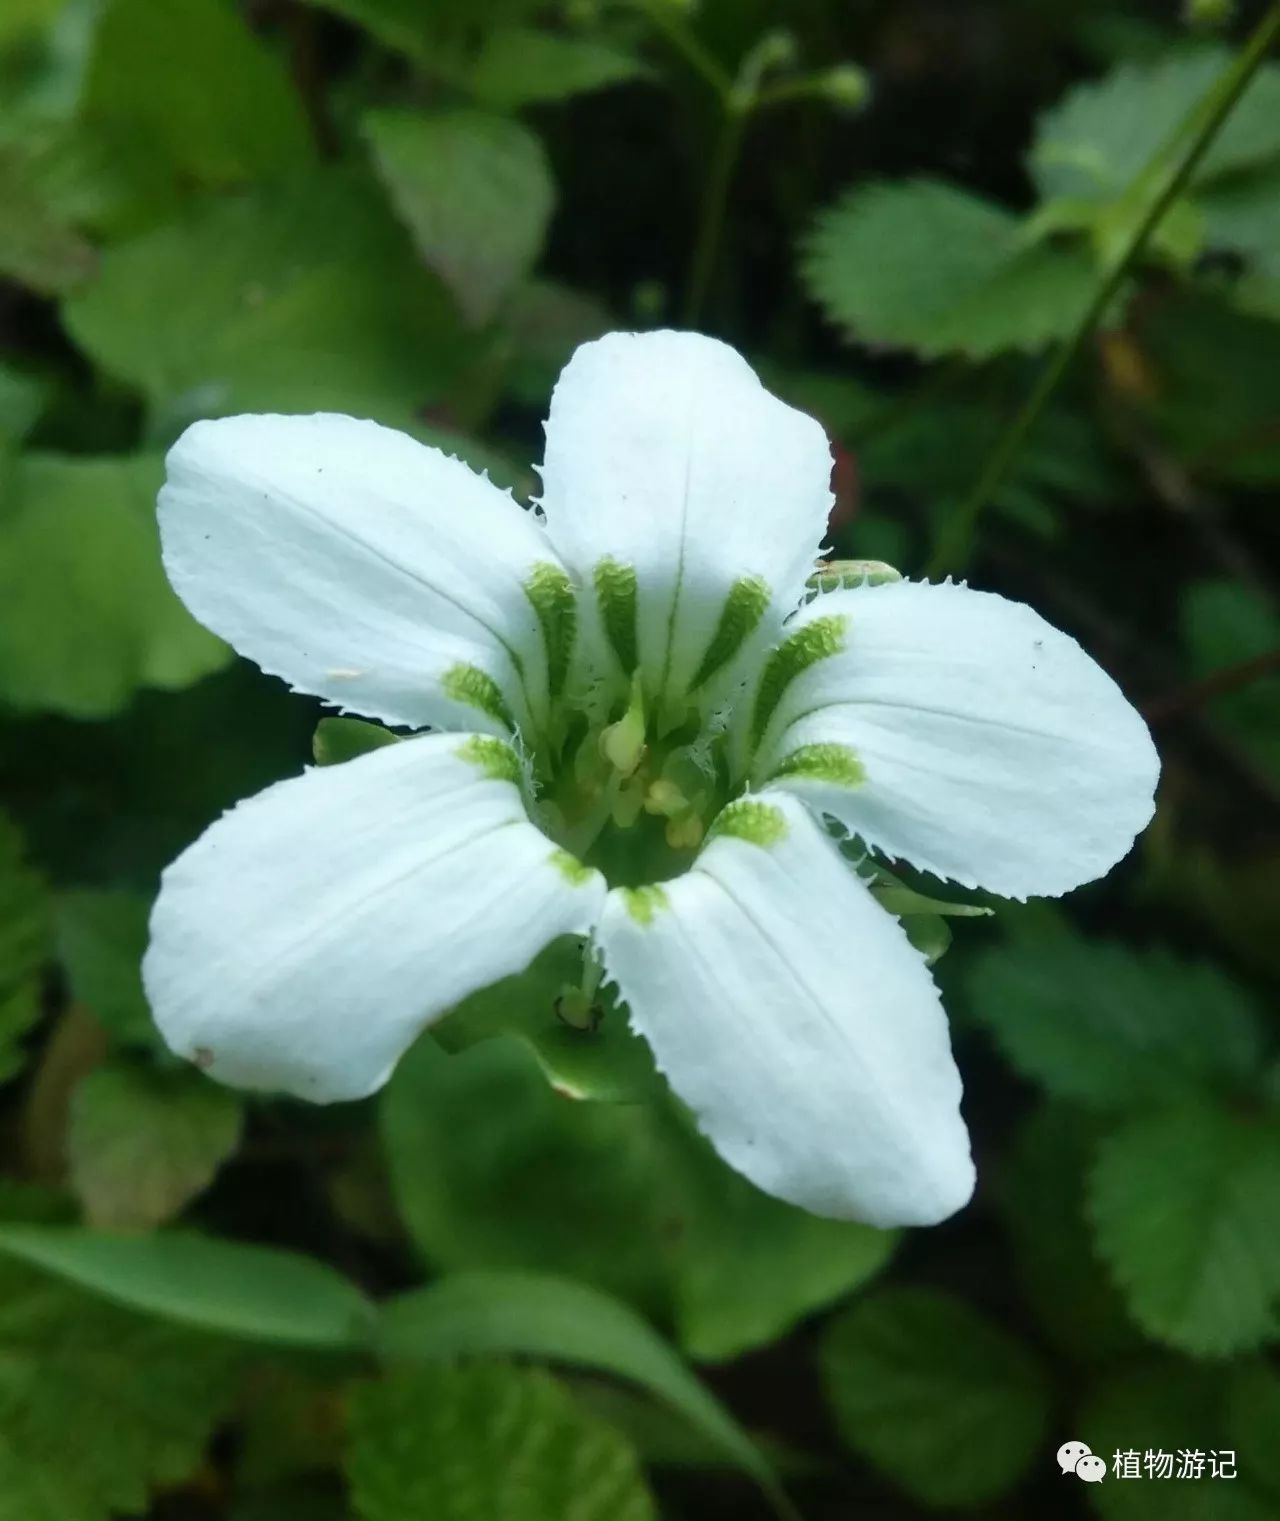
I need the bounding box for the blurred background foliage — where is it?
[1,0,1279,1517]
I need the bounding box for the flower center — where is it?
[531,674,735,890]
[524,560,902,889]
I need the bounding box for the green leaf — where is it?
[382,1037,671,1311]
[1001,1107,1141,1365]
[1030,46,1280,203]
[0,363,48,446]
[302,0,541,56]
[0,453,230,718]
[228,1493,349,1521]
[1081,1360,1279,1521]
[0,1256,241,1521]
[1227,1360,1280,1502]
[470,27,647,110]
[312,716,401,767]
[0,0,66,54]
[1138,829,1280,988]
[67,1059,243,1228]
[296,0,435,62]
[56,888,156,1046]
[1136,289,1280,485]
[377,1270,772,1488]
[0,1224,376,1350]
[62,168,469,436]
[1199,165,1280,289]
[0,141,95,292]
[235,1364,347,1489]
[966,930,1265,1109]
[1181,580,1280,777]
[821,1287,1051,1508]
[803,178,1097,359]
[570,1380,737,1471]
[0,812,51,1085]
[383,1035,893,1363]
[363,109,554,326]
[81,0,312,210]
[663,1107,897,1364]
[1089,1103,1280,1356]
[347,1362,656,1521]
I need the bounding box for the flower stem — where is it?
[681,30,795,325]
[683,101,748,325]
[1142,647,1280,723]
[637,0,733,98]
[925,2,1280,579]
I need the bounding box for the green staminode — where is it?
[806,558,902,593]
[621,883,669,924]
[441,663,514,729]
[594,557,639,674]
[549,849,596,887]
[457,735,522,785]
[689,575,771,690]
[524,562,577,699]
[751,613,848,744]
[709,798,788,848]
[771,742,866,788]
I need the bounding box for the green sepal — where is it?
[868,871,994,920]
[858,865,991,966]
[902,914,952,966]
[312,716,401,766]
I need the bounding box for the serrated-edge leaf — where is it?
[1088,1104,1280,1356]
[1031,45,1280,203]
[820,1287,1051,1508]
[347,1362,657,1521]
[0,1255,244,1521]
[802,177,1097,359]
[966,934,1265,1110]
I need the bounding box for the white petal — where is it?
[538,331,833,707]
[160,413,570,736]
[144,734,604,1101]
[597,793,973,1227]
[753,579,1159,898]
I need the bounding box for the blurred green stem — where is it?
[926,2,1280,578]
[682,32,795,324]
[684,101,748,324]
[637,0,732,96]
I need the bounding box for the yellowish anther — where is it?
[599,674,647,778]
[665,813,705,851]
[643,778,688,818]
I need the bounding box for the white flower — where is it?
[143,330,1159,1228]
